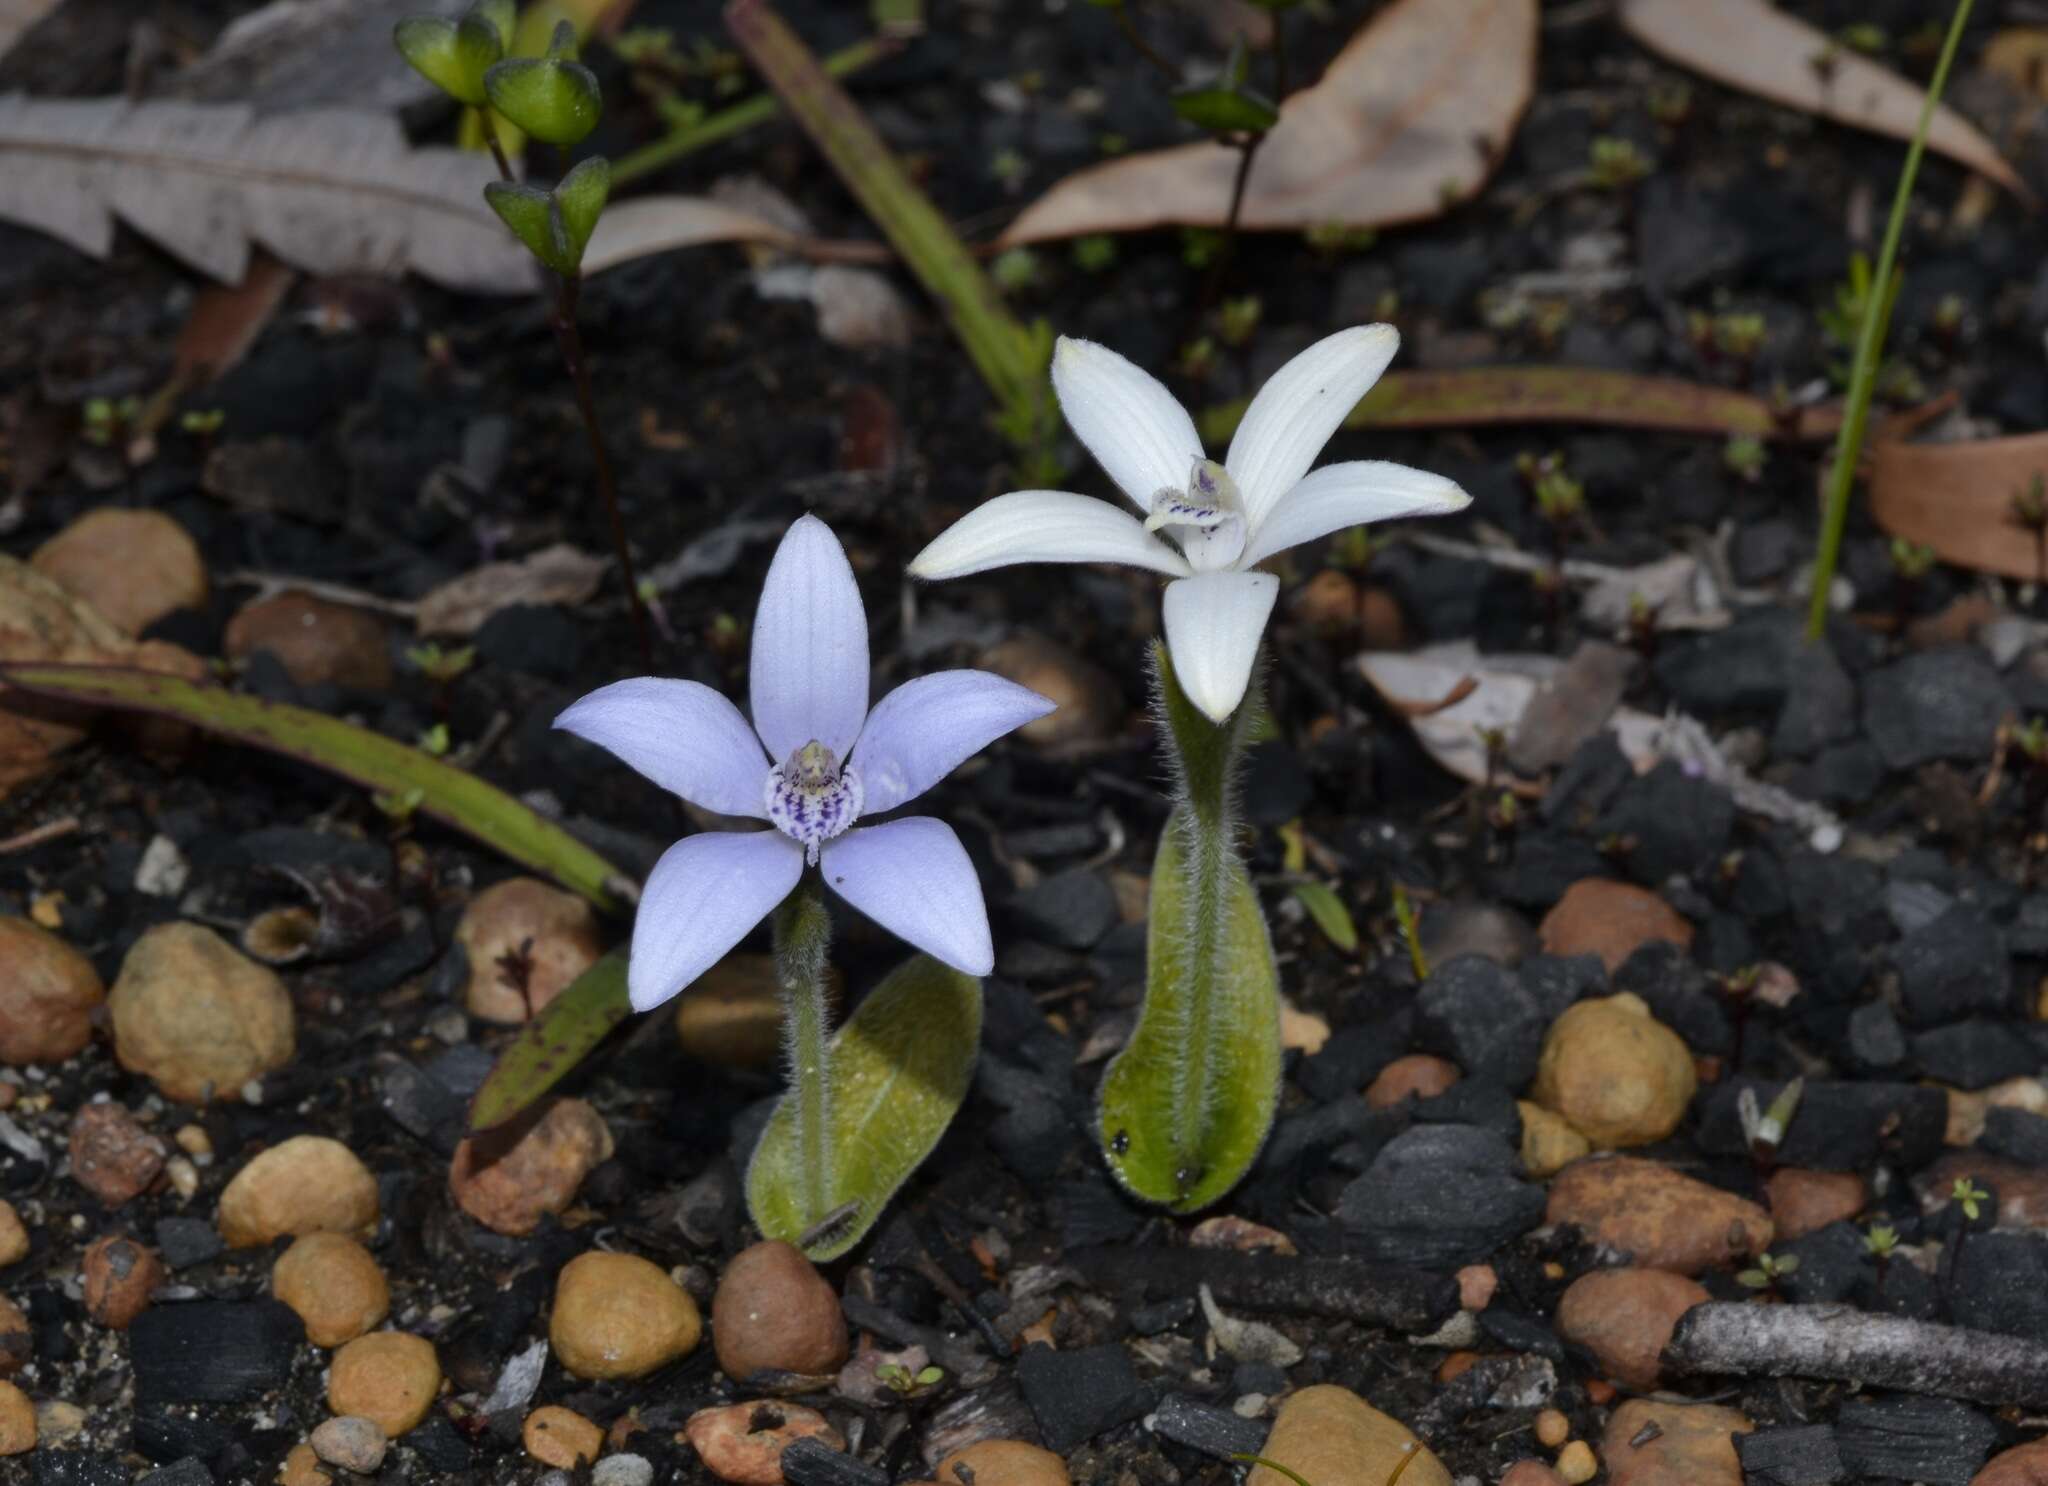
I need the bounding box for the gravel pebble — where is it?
[551,1251,702,1380]
[0,915,104,1065]
[218,1135,378,1248]
[712,1240,848,1382]
[309,1415,387,1474]
[328,1331,440,1436]
[272,1232,389,1347]
[110,922,294,1103]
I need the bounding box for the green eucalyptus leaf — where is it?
[1170,83,1279,136]
[468,949,630,1131]
[483,181,576,274]
[746,954,982,1261]
[1097,804,1282,1212]
[553,156,611,265]
[1291,879,1358,953]
[485,26,603,146]
[395,15,494,106]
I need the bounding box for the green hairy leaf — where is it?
[747,954,982,1261]
[485,22,603,145]
[1098,806,1282,1211]
[0,662,631,913]
[468,950,630,1131]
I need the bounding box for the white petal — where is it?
[1226,324,1400,528]
[554,677,769,818]
[908,491,1191,581]
[821,817,992,975]
[1161,570,1279,724]
[1052,335,1206,512]
[627,830,802,1012]
[852,670,1056,815]
[1239,460,1470,568]
[751,515,870,763]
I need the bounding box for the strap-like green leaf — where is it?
[746,954,981,1260]
[468,949,631,1131]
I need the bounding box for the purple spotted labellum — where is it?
[557,516,1054,1012]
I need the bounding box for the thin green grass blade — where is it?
[468,949,631,1131]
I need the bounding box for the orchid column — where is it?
[556,517,1052,1256]
[913,327,1469,1210]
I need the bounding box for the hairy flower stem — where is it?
[772,874,835,1222]
[551,274,653,666]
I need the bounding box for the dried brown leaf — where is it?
[173,252,298,384]
[995,0,1538,245]
[1620,0,2030,200]
[0,0,60,68]
[414,544,609,637]
[1868,432,2048,582]
[580,195,800,276]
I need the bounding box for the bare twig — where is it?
[0,816,80,854]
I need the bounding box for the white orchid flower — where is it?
[557,516,1054,1012]
[910,325,1470,722]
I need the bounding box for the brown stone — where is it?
[1188,1215,1296,1255]
[675,954,842,1071]
[328,1331,440,1436]
[1291,570,1364,637]
[1530,994,1696,1149]
[273,1233,389,1347]
[935,1440,1070,1486]
[523,1404,604,1468]
[450,1097,613,1237]
[0,1202,24,1268]
[219,1135,379,1249]
[1365,1053,1461,1110]
[455,878,604,1025]
[1538,880,1693,973]
[0,1295,28,1377]
[713,1240,848,1382]
[69,1100,167,1206]
[1456,1264,1498,1311]
[225,591,392,690]
[0,1379,31,1456]
[1602,1400,1750,1486]
[1918,1152,2048,1231]
[308,1416,386,1474]
[1554,1440,1598,1485]
[1553,1267,1708,1390]
[979,633,1121,749]
[109,922,295,1103]
[1546,1157,1773,1275]
[1975,1437,2048,1484]
[1501,1464,1568,1486]
[31,508,207,637]
[0,554,133,794]
[551,1251,702,1380]
[1248,1385,1451,1486]
[0,916,104,1066]
[1518,1100,1592,1178]
[685,1401,843,1485]
[279,1440,333,1486]
[81,1234,163,1329]
[1764,1168,1867,1241]
[1534,1410,1570,1449]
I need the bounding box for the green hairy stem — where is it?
[772,876,836,1217]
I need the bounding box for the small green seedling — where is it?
[418,722,452,757]
[179,408,226,437]
[1952,1176,1989,1222]
[991,248,1039,292]
[1888,537,1938,582]
[485,155,611,277]
[405,642,477,685]
[81,395,139,448]
[1218,295,1262,348]
[1171,39,1278,135]
[1737,1250,1801,1293]
[1864,1223,1899,1259]
[1071,235,1117,273]
[372,784,427,823]
[1588,136,1649,190]
[1737,1076,1804,1163]
[1724,433,1767,483]
[874,1361,946,1395]
[395,0,515,106]
[484,20,602,146]
[1179,228,1226,269]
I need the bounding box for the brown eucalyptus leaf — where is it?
[995,0,1538,245]
[1620,0,2030,200]
[1868,432,2048,582]
[580,195,802,276]
[0,94,535,292]
[414,544,610,637]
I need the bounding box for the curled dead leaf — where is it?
[1867,432,2048,583]
[414,544,610,637]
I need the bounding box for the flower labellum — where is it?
[909,325,1470,722]
[555,516,1055,1012]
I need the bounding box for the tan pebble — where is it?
[450,1097,613,1237]
[675,954,842,1070]
[35,1399,83,1444]
[935,1440,1069,1486]
[309,1415,387,1473]
[109,922,294,1104]
[81,1234,164,1329]
[685,1401,842,1486]
[1763,1168,1867,1241]
[0,1202,27,1268]
[32,508,206,637]
[1365,1053,1460,1110]
[1501,1463,1567,1486]
[455,878,604,1025]
[978,633,1118,749]
[225,590,392,690]
[1554,1267,1707,1392]
[273,1233,389,1347]
[1946,1086,1989,1146]
[278,1440,333,1486]
[1534,1409,1570,1449]
[1188,1216,1296,1256]
[165,1155,199,1200]
[0,1294,30,1377]
[1517,1101,1591,1179]
[1531,995,1696,1149]
[1538,880,1692,973]
[1456,1264,1497,1311]
[1975,1436,2048,1485]
[1437,1350,1482,1383]
[1247,1385,1450,1486]
[218,1135,378,1248]
[0,1380,33,1455]
[1555,1440,1598,1485]
[524,1404,604,1467]
[174,1125,212,1159]
[328,1331,440,1436]
[713,1240,848,1382]
[1602,1399,1751,1486]
[551,1250,702,1380]
[0,916,104,1066]
[1277,996,1331,1056]
[1547,1157,1772,1275]
[69,1101,168,1206]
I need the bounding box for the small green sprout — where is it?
[1863,1223,1899,1259]
[484,20,602,146]
[1218,295,1262,348]
[989,148,1029,192]
[1646,79,1693,125]
[874,1360,945,1395]
[1713,312,1768,361]
[1330,526,1384,570]
[1888,538,1938,581]
[1389,881,1428,981]
[485,155,611,277]
[1931,292,1966,342]
[1737,1251,1801,1290]
[2014,717,2048,764]
[1179,227,1225,269]
[1178,337,1219,380]
[1533,468,1585,526]
[1304,222,1379,255]
[1071,235,1118,273]
[990,247,1040,293]
[394,0,514,108]
[1170,39,1278,136]
[372,785,427,823]
[81,396,139,447]
[179,408,226,437]
[418,723,452,757]
[1588,136,1650,190]
[1952,1176,1989,1222]
[405,642,477,685]
[1724,434,1767,483]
